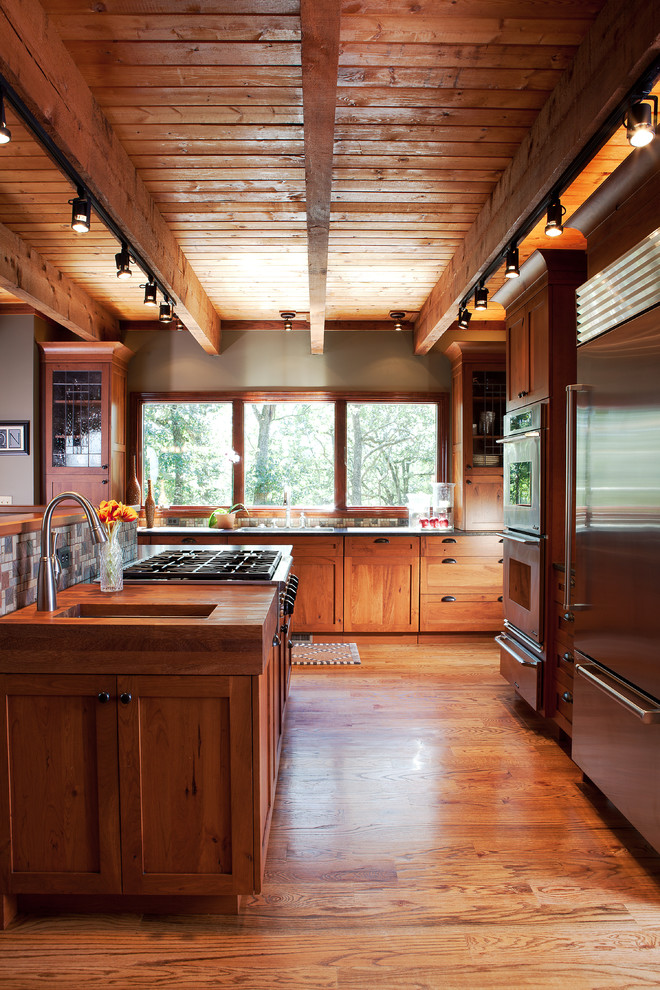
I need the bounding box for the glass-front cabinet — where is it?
[446,341,506,531]
[40,342,132,504]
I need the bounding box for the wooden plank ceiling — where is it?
[0,0,654,352]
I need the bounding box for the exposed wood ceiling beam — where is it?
[413,0,660,355]
[300,0,341,354]
[0,221,119,340]
[0,0,221,354]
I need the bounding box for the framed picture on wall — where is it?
[0,421,30,455]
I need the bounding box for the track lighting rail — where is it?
[0,71,174,313]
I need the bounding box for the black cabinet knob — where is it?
[561,691,573,704]
[272,635,281,648]
[497,596,503,602]
[102,464,109,470]
[466,479,472,485]
[498,558,503,564]
[101,479,108,485]
[120,693,132,705]
[517,391,528,398]
[97,691,110,704]
[563,651,574,663]
[563,612,574,622]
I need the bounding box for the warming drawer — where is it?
[497,632,543,711]
[573,656,660,855]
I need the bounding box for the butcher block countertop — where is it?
[0,582,279,676]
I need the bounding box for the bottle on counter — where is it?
[144,478,156,529]
[126,454,141,507]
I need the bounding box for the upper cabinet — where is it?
[40,342,133,505]
[496,250,587,412]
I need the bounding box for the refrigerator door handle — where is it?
[576,662,660,724]
[565,384,591,618]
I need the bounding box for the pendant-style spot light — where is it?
[140,277,158,307]
[625,96,658,148]
[280,310,295,332]
[545,196,565,238]
[69,186,91,233]
[159,295,173,322]
[505,244,520,279]
[115,241,132,278]
[474,282,489,310]
[458,305,472,330]
[0,90,11,145]
[389,310,406,331]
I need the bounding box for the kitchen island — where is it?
[0,579,288,927]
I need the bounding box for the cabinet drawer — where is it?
[344,536,419,556]
[420,595,503,632]
[552,567,574,605]
[498,634,542,711]
[422,534,504,557]
[422,558,502,595]
[146,533,229,545]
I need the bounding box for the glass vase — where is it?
[100,538,124,593]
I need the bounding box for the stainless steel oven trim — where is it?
[495,633,541,667]
[576,658,660,724]
[502,619,545,656]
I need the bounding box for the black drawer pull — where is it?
[182,537,198,544]
[561,691,573,704]
[97,691,110,704]
[374,537,390,544]
[441,595,456,602]
[442,557,457,564]
[563,651,574,663]
[120,693,132,706]
[442,537,456,544]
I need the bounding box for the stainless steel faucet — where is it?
[37,491,108,611]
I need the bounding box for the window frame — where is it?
[131,389,449,518]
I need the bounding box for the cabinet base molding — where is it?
[10,893,243,925]
[1,895,17,930]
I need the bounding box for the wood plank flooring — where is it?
[3,638,660,988]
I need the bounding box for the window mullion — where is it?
[335,399,347,511]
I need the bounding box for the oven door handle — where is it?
[495,634,539,667]
[576,662,660,724]
[495,433,540,444]
[496,531,541,545]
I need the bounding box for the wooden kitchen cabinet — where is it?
[343,535,420,634]
[420,533,503,633]
[548,566,575,737]
[497,250,587,413]
[0,673,255,899]
[445,341,506,531]
[40,342,132,505]
[226,534,343,635]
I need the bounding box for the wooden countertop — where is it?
[0,507,89,538]
[0,582,279,676]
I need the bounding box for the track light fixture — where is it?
[159,295,173,323]
[545,196,565,238]
[389,310,406,331]
[625,95,658,148]
[0,90,11,145]
[140,277,158,306]
[505,244,520,279]
[280,310,295,332]
[457,305,472,330]
[69,186,91,233]
[115,242,132,278]
[474,283,489,310]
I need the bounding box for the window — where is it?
[142,401,234,506]
[135,391,448,513]
[244,401,334,506]
[347,402,437,507]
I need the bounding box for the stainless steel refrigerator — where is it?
[568,231,660,852]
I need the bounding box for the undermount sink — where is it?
[56,602,218,619]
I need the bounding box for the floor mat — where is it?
[291,643,361,665]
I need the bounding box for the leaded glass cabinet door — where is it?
[40,342,131,504]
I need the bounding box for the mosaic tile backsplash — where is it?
[0,521,138,617]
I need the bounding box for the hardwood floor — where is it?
[3,638,660,988]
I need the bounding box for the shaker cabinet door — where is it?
[0,674,122,895]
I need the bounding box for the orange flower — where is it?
[98,499,138,537]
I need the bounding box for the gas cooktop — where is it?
[123,548,283,583]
